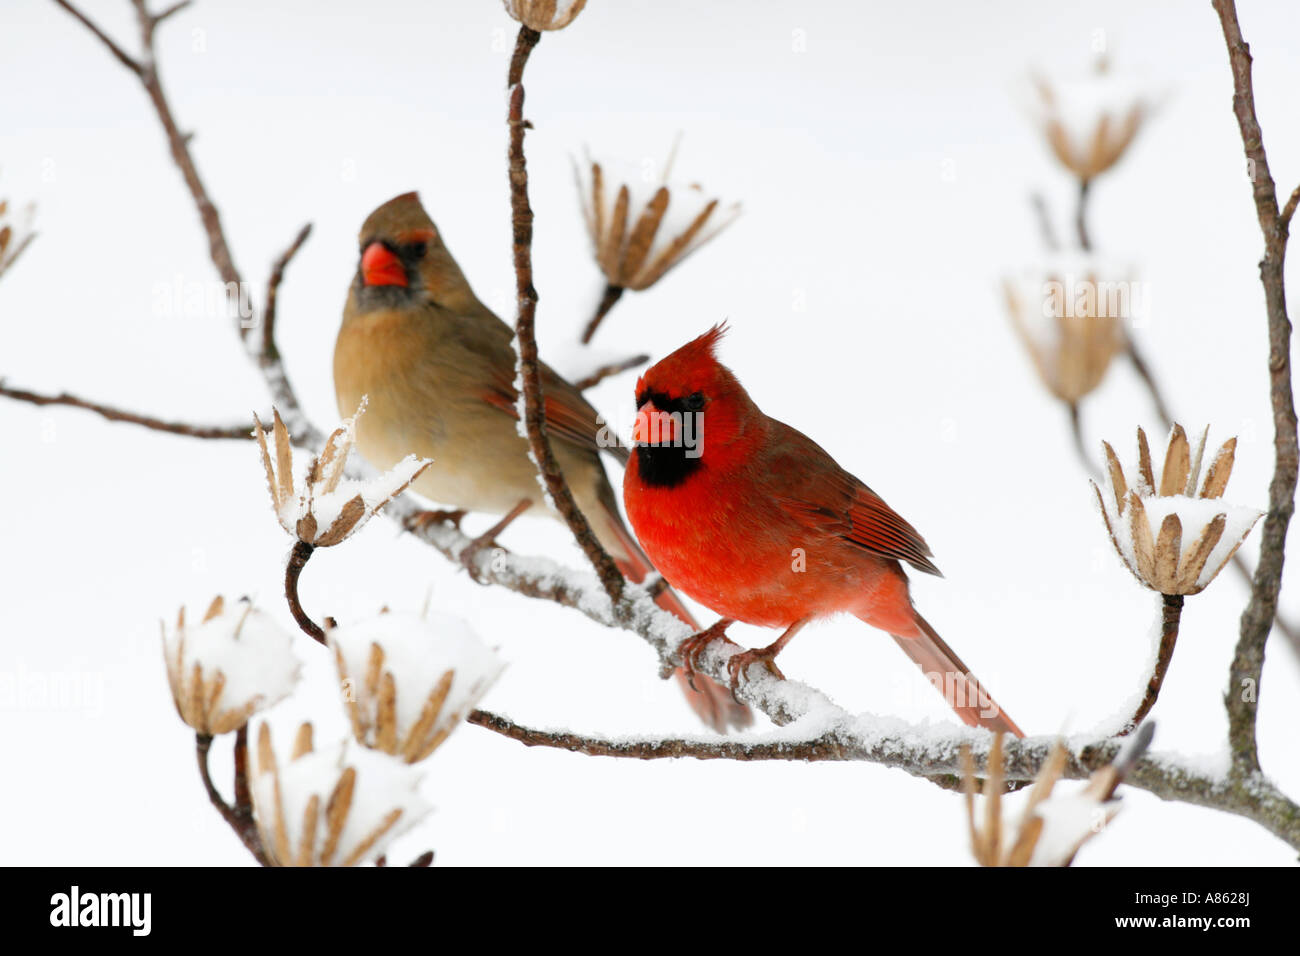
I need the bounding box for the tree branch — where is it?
[505,26,627,605]
[1282,182,1300,231]
[468,709,849,761]
[580,282,625,345]
[261,222,312,362]
[284,540,327,645]
[0,383,253,439]
[51,0,324,450]
[1075,178,1092,251]
[572,352,649,391]
[1121,594,1182,735]
[195,731,267,865]
[51,0,142,74]
[1213,0,1299,777]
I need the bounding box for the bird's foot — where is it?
[404,509,467,534]
[677,619,736,692]
[726,646,786,700]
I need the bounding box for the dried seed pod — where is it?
[1091,425,1261,595]
[161,597,300,735]
[329,610,504,763]
[254,400,431,547]
[250,722,430,867]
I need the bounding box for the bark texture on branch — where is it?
[0,384,253,439]
[1213,0,1299,777]
[505,26,627,605]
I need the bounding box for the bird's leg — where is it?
[727,617,812,692]
[676,618,736,692]
[404,508,468,534]
[459,499,533,581]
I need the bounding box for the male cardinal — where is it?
[623,325,1024,736]
[333,192,749,732]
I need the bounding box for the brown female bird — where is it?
[334,192,749,732]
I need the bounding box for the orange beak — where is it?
[633,399,677,446]
[361,242,408,287]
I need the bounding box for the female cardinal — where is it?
[623,325,1024,736]
[333,192,749,732]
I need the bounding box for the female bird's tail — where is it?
[888,612,1024,737]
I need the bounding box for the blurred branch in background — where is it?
[0,194,37,279]
[1018,42,1300,660]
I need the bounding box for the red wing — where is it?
[770,422,941,577]
[841,481,940,576]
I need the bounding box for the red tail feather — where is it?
[888,612,1023,737]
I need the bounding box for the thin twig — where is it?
[284,540,326,645]
[1121,594,1182,735]
[1123,336,1176,428]
[1213,0,1299,777]
[261,222,312,362]
[126,0,245,317]
[579,282,625,345]
[571,352,649,391]
[52,0,324,450]
[0,384,253,439]
[51,0,142,73]
[1030,193,1059,252]
[0,232,38,278]
[1282,182,1300,231]
[1065,402,1100,478]
[1075,178,1092,251]
[195,731,267,865]
[505,25,626,604]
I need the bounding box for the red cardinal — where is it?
[623,324,1024,736]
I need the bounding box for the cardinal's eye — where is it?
[683,392,706,411]
[406,241,428,259]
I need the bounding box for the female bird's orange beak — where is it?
[361,242,408,287]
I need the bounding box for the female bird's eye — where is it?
[683,392,706,411]
[406,241,428,259]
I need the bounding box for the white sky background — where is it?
[2,0,1299,865]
